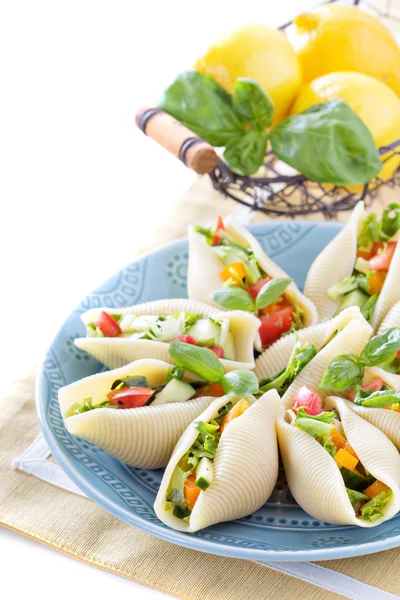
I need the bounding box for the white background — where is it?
[0,1,312,598]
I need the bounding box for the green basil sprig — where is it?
[320,328,400,392]
[319,354,364,392]
[270,100,382,185]
[168,341,259,396]
[212,277,292,313]
[159,71,382,182]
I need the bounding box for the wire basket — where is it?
[207,0,400,218]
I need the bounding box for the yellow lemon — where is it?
[291,71,400,182]
[195,23,301,124]
[289,5,400,97]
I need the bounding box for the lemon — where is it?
[289,5,400,97]
[291,71,400,182]
[195,23,301,124]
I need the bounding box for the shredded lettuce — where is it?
[358,214,383,248]
[65,397,114,418]
[259,341,316,394]
[353,386,400,408]
[195,225,214,245]
[295,409,337,457]
[346,488,369,506]
[327,276,358,300]
[191,420,220,459]
[360,490,392,522]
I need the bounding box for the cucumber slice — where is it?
[195,457,214,490]
[340,466,368,491]
[187,318,221,345]
[338,289,369,312]
[354,257,370,275]
[214,245,249,267]
[152,315,185,342]
[151,378,195,406]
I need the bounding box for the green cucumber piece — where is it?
[151,378,195,406]
[338,289,369,313]
[223,332,235,360]
[195,457,214,490]
[187,318,221,345]
[340,466,368,491]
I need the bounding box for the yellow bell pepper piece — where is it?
[220,262,246,285]
[334,448,359,471]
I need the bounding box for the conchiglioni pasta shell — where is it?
[75,299,260,371]
[281,318,373,410]
[187,221,318,336]
[371,241,400,330]
[277,398,400,526]
[327,367,400,450]
[59,359,214,469]
[154,390,280,532]
[255,306,367,380]
[378,301,400,333]
[304,201,366,321]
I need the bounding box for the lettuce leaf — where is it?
[259,340,316,394]
[191,420,220,459]
[65,397,114,418]
[354,386,400,408]
[327,276,358,300]
[358,214,384,248]
[360,490,392,522]
[295,410,336,456]
[346,488,369,506]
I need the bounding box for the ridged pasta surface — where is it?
[378,301,400,333]
[371,245,400,329]
[154,390,280,532]
[65,395,213,469]
[75,300,259,371]
[255,306,367,380]
[304,202,365,321]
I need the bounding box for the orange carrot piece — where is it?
[334,448,359,471]
[194,383,225,399]
[184,473,201,511]
[363,480,389,499]
[220,398,251,434]
[329,429,358,458]
[368,271,386,295]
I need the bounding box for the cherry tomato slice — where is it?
[348,377,384,402]
[247,277,272,300]
[205,345,224,358]
[172,335,197,345]
[107,387,154,408]
[292,385,323,416]
[369,241,397,271]
[212,215,226,246]
[259,305,295,347]
[94,311,122,337]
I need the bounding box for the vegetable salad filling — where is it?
[165,397,252,520]
[319,328,400,404]
[85,310,235,360]
[288,387,393,522]
[65,368,224,418]
[328,204,400,321]
[196,216,303,347]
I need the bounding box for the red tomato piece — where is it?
[348,377,384,402]
[94,311,122,337]
[397,350,400,359]
[107,387,154,408]
[357,248,373,260]
[247,277,272,300]
[258,305,295,347]
[205,345,224,358]
[292,386,323,416]
[369,241,397,271]
[212,215,226,246]
[172,335,197,345]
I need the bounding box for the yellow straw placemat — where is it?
[1,178,397,600]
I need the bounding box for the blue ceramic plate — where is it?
[36,221,400,561]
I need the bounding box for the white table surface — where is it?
[0,1,313,597]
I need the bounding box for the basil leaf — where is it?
[354,387,400,408]
[168,342,225,382]
[382,203,400,239]
[159,71,244,146]
[212,287,255,312]
[319,354,364,391]
[111,376,151,390]
[360,328,400,366]
[220,370,259,396]
[270,100,382,184]
[223,129,267,176]
[232,78,274,128]
[361,293,379,322]
[256,277,292,310]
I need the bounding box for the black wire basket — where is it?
[207,0,400,218]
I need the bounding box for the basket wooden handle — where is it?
[135,106,218,175]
